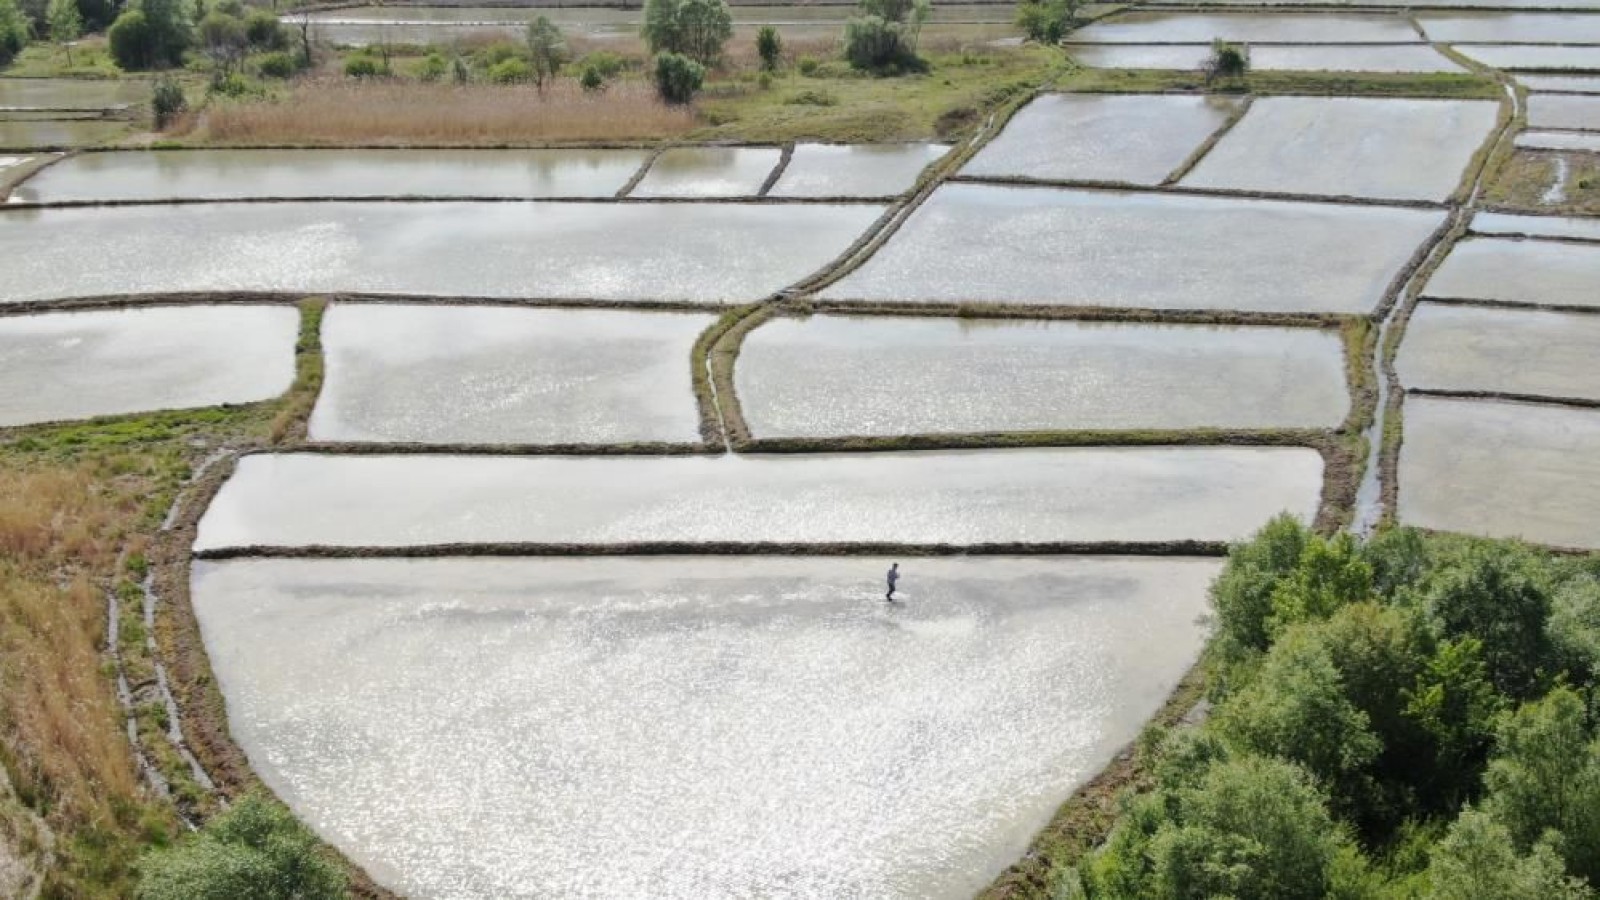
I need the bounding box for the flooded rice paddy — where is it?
[1063,44,1465,73]
[1,201,883,303]
[310,305,713,445]
[736,315,1349,436]
[630,147,783,198]
[1399,397,1600,550]
[0,78,146,110]
[1418,12,1600,43]
[1455,45,1600,71]
[1515,131,1600,153]
[1071,11,1421,43]
[767,143,948,198]
[0,305,297,426]
[820,184,1443,314]
[0,118,130,149]
[1472,211,1600,240]
[1398,303,1600,402]
[1182,97,1499,202]
[1518,75,1600,94]
[193,447,1324,550]
[960,93,1240,186]
[191,554,1216,899]
[12,148,652,203]
[1425,237,1600,309]
[1527,94,1600,131]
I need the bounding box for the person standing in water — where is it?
[886,562,900,602]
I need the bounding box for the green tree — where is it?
[47,0,80,65]
[641,0,731,65]
[0,0,29,66]
[1550,576,1600,684]
[1211,513,1310,667]
[756,24,780,71]
[1404,637,1504,813]
[1483,686,1600,881]
[150,72,185,127]
[198,11,247,79]
[1426,808,1594,900]
[843,0,929,72]
[525,15,566,91]
[1269,532,1374,635]
[1014,0,1080,44]
[243,8,285,50]
[1420,540,1556,699]
[136,792,347,900]
[108,0,191,69]
[653,50,702,103]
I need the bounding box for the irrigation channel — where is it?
[5,9,1600,895]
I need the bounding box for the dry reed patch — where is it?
[199,79,697,145]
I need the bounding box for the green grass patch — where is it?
[2,38,126,78]
[1060,65,1501,100]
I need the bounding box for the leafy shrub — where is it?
[108,0,191,69]
[417,51,448,81]
[150,73,185,127]
[243,8,285,50]
[843,0,929,73]
[343,54,382,78]
[641,0,731,65]
[1014,0,1079,44]
[756,24,781,71]
[784,88,835,106]
[796,54,819,76]
[208,70,254,96]
[1205,38,1249,80]
[478,39,521,66]
[579,62,604,91]
[198,11,247,77]
[108,9,152,68]
[0,0,28,66]
[578,50,626,78]
[652,50,702,104]
[488,56,532,84]
[525,15,566,90]
[135,792,347,900]
[256,50,294,78]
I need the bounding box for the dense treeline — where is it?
[1062,517,1600,899]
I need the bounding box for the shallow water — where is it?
[819,184,1443,314]
[0,118,130,149]
[12,148,651,203]
[1527,93,1600,130]
[0,306,297,426]
[768,143,948,198]
[630,147,783,198]
[1065,43,1465,73]
[736,315,1349,436]
[1425,237,1600,308]
[961,93,1240,185]
[193,447,1324,550]
[1518,75,1600,93]
[1180,0,1600,7]
[1471,211,1600,240]
[0,78,147,110]
[1399,396,1600,549]
[310,304,713,444]
[1071,11,1420,43]
[1183,97,1499,202]
[0,201,882,304]
[1418,12,1600,43]
[1398,303,1600,401]
[1456,45,1600,71]
[191,554,1216,899]
[1515,130,1600,152]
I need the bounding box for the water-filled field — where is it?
[1182,97,1499,202]
[12,148,652,202]
[1455,45,1600,70]
[1070,11,1419,43]
[735,315,1349,436]
[960,93,1240,185]
[1518,75,1600,93]
[0,78,147,110]
[1,201,883,303]
[768,143,948,198]
[820,184,1443,313]
[1063,44,1465,73]
[0,306,297,426]
[1398,303,1600,402]
[1515,131,1600,153]
[1527,93,1600,131]
[191,554,1216,899]
[0,118,131,150]
[1425,237,1600,309]
[310,305,714,444]
[1471,212,1600,240]
[1418,12,1600,43]
[193,447,1324,550]
[630,147,783,198]
[1399,396,1600,550]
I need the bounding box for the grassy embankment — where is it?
[0,300,373,897]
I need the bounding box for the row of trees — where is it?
[0,0,87,65]
[1062,518,1600,898]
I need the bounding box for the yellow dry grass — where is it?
[198,78,698,145]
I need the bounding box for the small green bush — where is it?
[1015,0,1080,45]
[652,50,703,104]
[843,14,925,73]
[256,50,294,78]
[135,792,347,900]
[108,9,153,69]
[797,55,819,76]
[209,70,254,96]
[756,24,781,71]
[785,88,836,106]
[478,39,521,65]
[0,0,27,67]
[151,74,186,127]
[417,51,448,80]
[343,55,382,78]
[1206,38,1250,81]
[488,56,533,83]
[579,62,604,91]
[578,50,626,78]
[244,8,285,50]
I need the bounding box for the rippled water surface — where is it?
[820,184,1442,313]
[1183,97,1499,201]
[1527,93,1600,130]
[0,306,297,425]
[1418,11,1600,42]
[1398,303,1600,402]
[1456,45,1600,70]
[1399,397,1600,550]
[194,447,1324,550]
[769,143,948,198]
[1,201,882,303]
[12,148,651,202]
[311,304,713,444]
[961,93,1239,185]
[737,315,1349,436]
[1071,11,1419,43]
[1425,237,1600,308]
[192,554,1217,899]
[631,147,782,198]
[1064,44,1465,72]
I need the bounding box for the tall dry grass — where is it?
[200,79,698,145]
